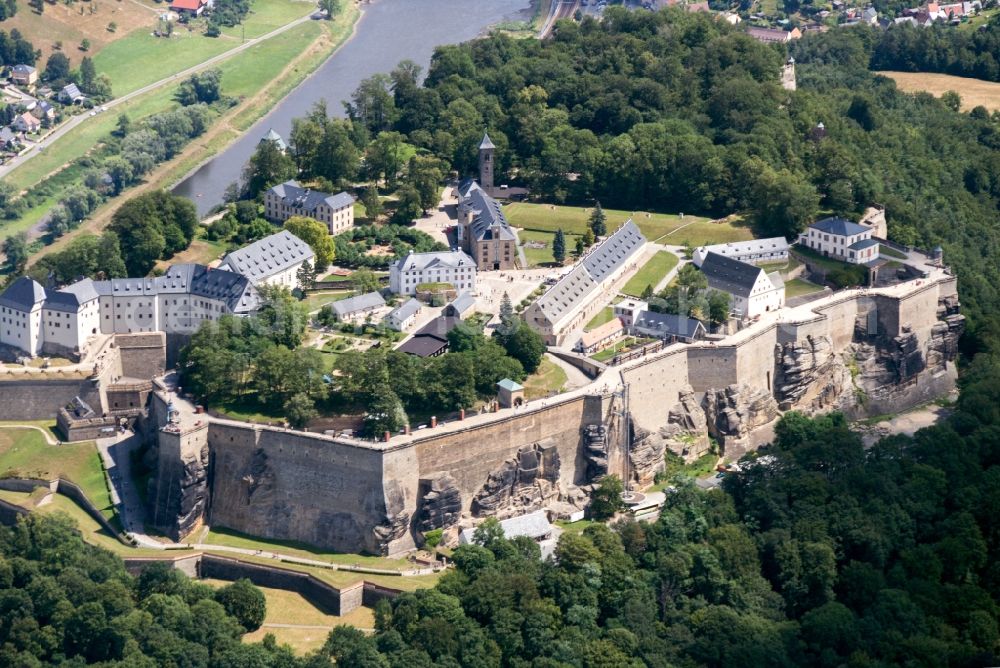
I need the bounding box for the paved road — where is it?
[0,13,315,181]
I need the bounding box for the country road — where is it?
[0,12,316,182]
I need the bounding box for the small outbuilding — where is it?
[496,378,525,408]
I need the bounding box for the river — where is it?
[173,0,533,217]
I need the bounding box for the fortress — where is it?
[76,263,957,557]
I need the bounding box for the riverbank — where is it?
[18,3,363,270]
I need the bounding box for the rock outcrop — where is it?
[703,384,780,447]
[373,480,410,555]
[629,424,666,488]
[927,314,965,369]
[471,440,561,518]
[241,449,276,505]
[175,444,209,538]
[659,385,711,462]
[775,336,854,413]
[582,425,608,479]
[891,326,925,383]
[417,473,462,532]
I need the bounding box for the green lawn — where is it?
[784,278,825,298]
[95,31,232,97]
[621,251,679,297]
[555,519,596,536]
[504,202,745,246]
[523,357,568,400]
[0,427,113,523]
[584,306,614,332]
[202,525,414,571]
[519,228,582,268]
[792,245,852,273]
[302,290,353,313]
[221,0,315,39]
[880,246,908,260]
[219,22,322,100]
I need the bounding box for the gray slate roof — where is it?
[849,238,880,251]
[811,216,869,237]
[693,237,788,267]
[261,128,287,152]
[633,311,706,340]
[269,180,354,213]
[332,291,385,317]
[462,182,517,242]
[0,276,46,311]
[218,230,314,284]
[459,510,552,544]
[12,64,36,75]
[0,128,16,144]
[700,252,765,298]
[90,264,260,314]
[446,291,476,316]
[386,298,421,323]
[397,315,460,357]
[44,279,100,312]
[479,132,496,150]
[394,250,475,273]
[60,83,84,100]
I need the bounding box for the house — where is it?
[260,128,287,153]
[264,180,355,234]
[699,252,785,320]
[383,298,421,332]
[0,277,47,356]
[30,100,55,121]
[0,127,18,149]
[170,0,209,16]
[443,292,476,320]
[525,220,646,346]
[799,217,880,265]
[58,84,86,105]
[397,315,460,357]
[217,230,315,289]
[389,250,477,296]
[632,311,706,343]
[862,7,879,24]
[331,291,386,324]
[12,112,41,134]
[10,64,37,88]
[745,26,802,43]
[576,317,624,354]
[693,237,789,268]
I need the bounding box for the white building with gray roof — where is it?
[389,250,477,296]
[456,179,518,271]
[217,230,315,290]
[264,180,355,234]
[383,298,422,331]
[692,237,789,268]
[525,220,647,346]
[699,252,784,320]
[331,291,386,324]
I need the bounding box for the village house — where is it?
[58,83,86,105]
[383,298,422,332]
[389,250,477,296]
[12,112,41,134]
[30,100,55,122]
[443,292,476,320]
[745,26,802,43]
[216,230,315,290]
[0,127,19,149]
[331,291,386,324]
[170,0,210,17]
[264,180,355,234]
[10,64,37,88]
[799,217,880,265]
[699,252,785,320]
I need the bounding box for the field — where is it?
[503,202,750,246]
[2,0,159,69]
[0,426,113,522]
[621,251,679,297]
[883,71,1000,112]
[302,290,353,313]
[523,356,568,400]
[519,228,582,267]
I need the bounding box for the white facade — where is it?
[217,230,315,290]
[732,272,784,319]
[0,303,43,356]
[389,251,477,296]
[263,181,355,234]
[801,218,879,265]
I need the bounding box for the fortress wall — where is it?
[620,347,689,430]
[735,327,780,393]
[411,394,603,511]
[207,423,392,555]
[897,280,950,344]
[0,379,97,420]
[116,332,166,380]
[812,296,862,349]
[686,346,738,393]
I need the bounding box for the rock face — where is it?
[373,480,410,555]
[660,386,711,462]
[629,423,666,488]
[471,440,561,519]
[417,473,462,532]
[582,425,608,479]
[703,384,780,447]
[147,438,209,541]
[927,314,965,369]
[775,336,854,413]
[241,449,276,505]
[891,327,925,383]
[175,444,209,538]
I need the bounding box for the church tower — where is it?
[781,56,797,92]
[478,132,495,193]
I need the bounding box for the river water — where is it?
[174,0,533,216]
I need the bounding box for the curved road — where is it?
[0,12,316,182]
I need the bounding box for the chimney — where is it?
[383,430,391,443]
[459,408,465,421]
[430,416,437,428]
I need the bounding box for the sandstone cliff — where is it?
[471,441,562,519]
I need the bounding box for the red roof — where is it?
[170,0,205,10]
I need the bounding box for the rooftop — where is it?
[479,132,496,150]
[579,317,624,349]
[269,180,355,213]
[386,298,421,322]
[332,291,386,316]
[633,311,705,339]
[497,378,523,392]
[394,250,476,273]
[218,230,314,284]
[700,252,765,298]
[0,276,46,311]
[810,216,870,237]
[692,237,789,266]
